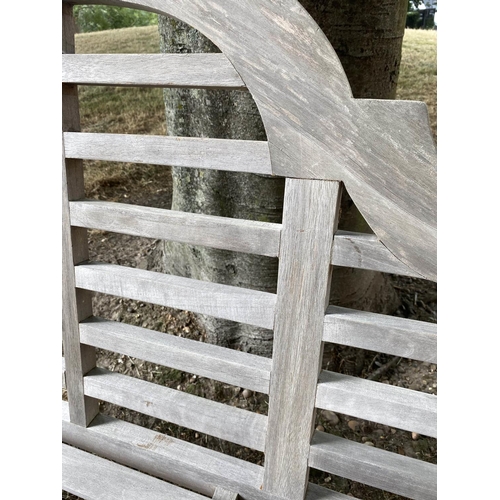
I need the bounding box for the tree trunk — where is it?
[156,1,405,358]
[302,0,408,99]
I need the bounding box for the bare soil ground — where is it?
[63,164,436,500]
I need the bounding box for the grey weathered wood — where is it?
[324,306,437,363]
[75,262,276,329]
[61,1,98,428]
[305,485,358,500]
[70,199,282,258]
[316,370,437,437]
[63,443,206,500]
[66,0,436,280]
[84,367,267,451]
[309,431,437,500]
[63,53,247,90]
[213,487,239,500]
[263,179,341,498]
[62,401,254,498]
[62,2,438,498]
[80,317,272,394]
[62,401,355,500]
[62,357,66,389]
[63,132,273,175]
[332,230,426,279]
[63,148,98,426]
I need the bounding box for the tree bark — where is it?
[302,0,408,99]
[156,1,405,358]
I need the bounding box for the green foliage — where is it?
[406,1,436,30]
[408,0,423,10]
[406,11,422,29]
[74,5,157,33]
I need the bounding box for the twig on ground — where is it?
[367,356,402,381]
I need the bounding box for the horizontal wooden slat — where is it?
[63,132,273,175]
[75,262,276,329]
[324,305,437,363]
[62,53,247,89]
[70,200,282,257]
[62,402,355,500]
[63,443,206,500]
[309,431,437,500]
[84,367,267,451]
[316,370,437,437]
[213,487,239,500]
[80,317,272,394]
[332,230,425,278]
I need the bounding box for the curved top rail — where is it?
[65,0,437,281]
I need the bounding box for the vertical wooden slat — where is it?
[62,1,98,427]
[263,179,341,499]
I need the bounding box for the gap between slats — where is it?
[316,370,437,437]
[80,317,271,394]
[83,367,268,451]
[70,199,281,258]
[62,401,356,500]
[63,132,273,175]
[74,262,276,330]
[324,306,437,363]
[62,53,247,90]
[309,431,437,500]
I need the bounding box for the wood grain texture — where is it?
[75,262,276,329]
[80,317,272,394]
[63,401,255,498]
[63,53,246,89]
[213,487,239,500]
[84,367,267,451]
[63,443,206,500]
[305,485,359,500]
[62,401,356,500]
[316,370,437,437]
[65,0,436,280]
[309,431,437,500]
[324,306,437,363]
[62,357,66,389]
[263,180,341,498]
[332,230,425,279]
[61,2,98,427]
[70,199,282,257]
[63,132,273,175]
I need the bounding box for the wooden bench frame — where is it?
[62,1,437,499]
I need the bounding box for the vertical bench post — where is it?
[62,2,99,427]
[263,178,342,498]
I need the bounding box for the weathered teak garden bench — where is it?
[62,1,437,499]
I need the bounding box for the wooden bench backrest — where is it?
[62,2,437,500]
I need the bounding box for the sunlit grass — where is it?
[75,24,160,54]
[397,29,437,140]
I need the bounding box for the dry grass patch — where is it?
[75,25,168,203]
